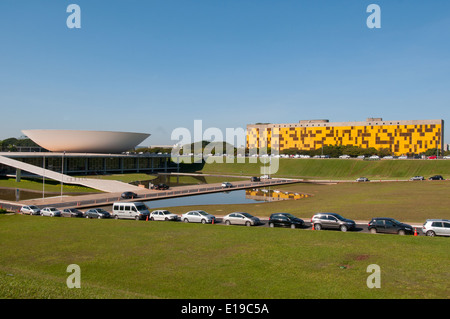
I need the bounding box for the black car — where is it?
[368,217,414,235]
[85,208,111,219]
[121,191,138,199]
[152,183,169,190]
[428,175,444,180]
[251,176,260,182]
[269,213,304,229]
[61,208,84,218]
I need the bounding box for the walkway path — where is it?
[0,155,143,193]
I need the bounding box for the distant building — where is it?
[247,118,444,155]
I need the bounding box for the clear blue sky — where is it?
[1,0,449,146]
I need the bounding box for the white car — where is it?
[181,210,216,224]
[443,156,450,160]
[20,205,41,215]
[339,155,351,159]
[149,210,178,221]
[40,207,61,217]
[369,155,380,159]
[221,182,233,188]
[222,212,262,226]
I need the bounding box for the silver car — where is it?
[223,212,261,226]
[20,205,41,215]
[40,207,61,217]
[181,210,216,224]
[422,219,450,237]
[150,210,178,221]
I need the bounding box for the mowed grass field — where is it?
[199,158,450,180]
[153,181,450,223]
[0,214,449,299]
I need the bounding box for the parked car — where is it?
[112,202,150,220]
[443,155,450,159]
[223,212,262,226]
[40,207,61,217]
[221,182,233,188]
[367,217,414,235]
[181,210,216,224]
[260,175,271,179]
[151,183,169,190]
[269,213,304,229]
[149,210,178,221]
[311,212,355,232]
[410,176,425,181]
[427,156,437,159]
[85,208,111,219]
[356,177,370,182]
[121,191,138,199]
[428,175,444,180]
[369,155,380,159]
[422,219,450,237]
[251,176,260,182]
[339,155,351,159]
[61,208,84,218]
[398,155,408,159]
[20,205,41,215]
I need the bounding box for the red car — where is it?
[428,156,437,159]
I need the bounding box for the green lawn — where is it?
[152,181,450,223]
[0,178,99,194]
[197,158,450,180]
[0,214,448,299]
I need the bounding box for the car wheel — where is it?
[151,217,155,221]
[290,224,296,229]
[269,223,274,228]
[245,221,251,227]
[135,216,140,221]
[98,216,102,219]
[114,215,119,219]
[225,220,231,225]
[183,218,189,223]
[201,219,206,224]
[165,217,168,221]
[85,215,89,218]
[314,223,322,231]
[340,225,348,232]
[398,230,405,236]
[370,228,377,234]
[426,230,435,237]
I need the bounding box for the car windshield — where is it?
[135,204,148,211]
[241,213,253,218]
[162,211,172,215]
[283,213,296,219]
[29,205,39,209]
[332,214,346,221]
[50,208,58,211]
[198,211,209,216]
[390,219,402,225]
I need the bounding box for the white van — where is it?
[112,202,150,220]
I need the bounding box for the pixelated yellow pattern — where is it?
[247,122,442,155]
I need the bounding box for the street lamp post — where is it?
[61,151,65,199]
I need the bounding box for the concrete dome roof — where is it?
[22,129,150,153]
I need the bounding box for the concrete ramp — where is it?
[0,155,142,193]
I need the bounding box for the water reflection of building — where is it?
[245,189,310,201]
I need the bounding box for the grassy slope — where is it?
[0,214,448,299]
[198,159,450,180]
[152,181,450,223]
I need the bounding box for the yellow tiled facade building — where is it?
[247,118,444,156]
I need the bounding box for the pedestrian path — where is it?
[0,155,142,193]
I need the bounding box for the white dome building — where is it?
[22,129,150,153]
